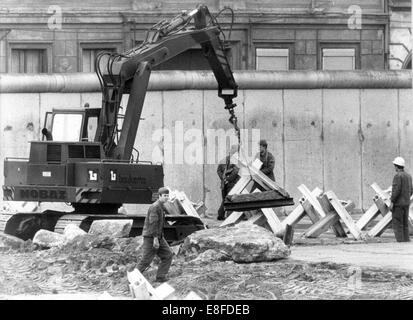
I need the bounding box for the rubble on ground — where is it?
[88,219,133,238]
[0,232,25,251]
[180,222,291,263]
[63,224,87,243]
[33,230,65,248]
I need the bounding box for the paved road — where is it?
[291,242,413,273]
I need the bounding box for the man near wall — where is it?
[389,157,412,242]
[217,145,240,220]
[256,139,275,181]
[137,187,173,282]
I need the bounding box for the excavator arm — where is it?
[94,5,239,161]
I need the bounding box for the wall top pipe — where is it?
[0,70,411,93]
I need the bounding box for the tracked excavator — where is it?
[1,5,241,241]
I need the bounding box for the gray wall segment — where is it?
[132,92,164,164]
[0,93,40,191]
[243,89,284,186]
[126,91,163,216]
[0,86,412,214]
[202,90,243,215]
[80,93,102,109]
[283,89,323,202]
[360,89,399,208]
[323,89,362,205]
[162,90,204,203]
[399,89,413,172]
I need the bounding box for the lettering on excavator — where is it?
[19,189,66,200]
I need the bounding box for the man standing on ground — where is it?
[217,145,240,220]
[137,187,173,282]
[389,157,412,242]
[256,139,275,181]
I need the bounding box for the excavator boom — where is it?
[1,4,240,242]
[95,4,239,160]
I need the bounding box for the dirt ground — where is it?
[0,217,412,300]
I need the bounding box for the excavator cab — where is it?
[42,107,100,143]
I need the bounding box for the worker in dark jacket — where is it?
[256,139,275,181]
[389,157,412,242]
[137,187,173,282]
[217,145,240,220]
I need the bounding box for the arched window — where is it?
[402,52,412,69]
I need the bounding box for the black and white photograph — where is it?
[0,0,412,308]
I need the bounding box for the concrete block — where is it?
[306,40,316,55]
[296,30,316,40]
[133,91,163,164]
[361,54,385,70]
[39,93,81,119]
[80,93,101,109]
[399,89,413,170]
[33,229,65,248]
[361,90,398,209]
[0,93,40,159]
[323,90,361,205]
[294,55,316,70]
[0,93,40,198]
[283,90,323,201]
[63,224,87,243]
[89,219,133,238]
[244,89,284,186]
[0,232,25,250]
[163,90,204,205]
[295,40,306,54]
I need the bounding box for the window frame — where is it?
[7,42,52,73]
[79,42,122,72]
[318,42,361,70]
[253,42,295,70]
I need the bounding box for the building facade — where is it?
[0,0,411,73]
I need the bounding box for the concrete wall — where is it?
[1,87,412,213]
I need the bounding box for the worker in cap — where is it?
[137,186,173,282]
[390,157,412,242]
[256,139,275,181]
[216,145,240,220]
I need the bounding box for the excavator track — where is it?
[0,211,67,241]
[0,212,15,234]
[1,211,205,243]
[53,214,90,234]
[54,213,205,242]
